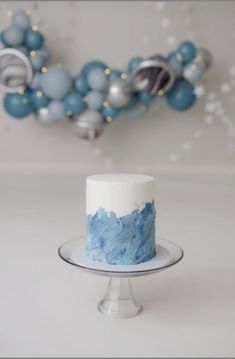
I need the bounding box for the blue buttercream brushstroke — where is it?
[86,201,156,265]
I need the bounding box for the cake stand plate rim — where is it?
[58,237,184,277]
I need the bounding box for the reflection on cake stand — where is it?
[58,236,183,319]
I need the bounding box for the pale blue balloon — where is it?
[87,68,107,91]
[86,91,104,110]
[12,10,31,30]
[3,25,24,47]
[183,62,204,83]
[36,48,49,61]
[29,73,42,90]
[41,67,72,99]
[48,100,65,120]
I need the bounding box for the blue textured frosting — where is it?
[86,201,156,265]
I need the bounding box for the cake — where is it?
[85,173,156,265]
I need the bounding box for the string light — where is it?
[103,100,109,108]
[158,89,164,96]
[121,72,127,80]
[41,66,47,73]
[106,116,112,123]
[104,68,111,76]
[36,91,43,97]
[30,50,36,57]
[18,87,25,95]
[32,25,38,32]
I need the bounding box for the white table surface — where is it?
[0,171,235,357]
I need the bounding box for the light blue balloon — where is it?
[183,62,204,83]
[87,68,108,91]
[36,48,49,61]
[109,69,121,80]
[41,67,72,99]
[167,52,183,77]
[127,56,143,73]
[31,89,50,108]
[4,91,34,119]
[2,25,24,47]
[178,41,197,65]
[74,73,89,95]
[64,92,85,115]
[86,91,104,110]
[48,100,65,120]
[30,55,45,71]
[24,29,44,50]
[138,92,155,104]
[12,10,31,30]
[166,78,196,111]
[81,60,107,76]
[29,73,42,90]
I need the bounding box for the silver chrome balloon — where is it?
[75,110,105,141]
[35,107,60,126]
[107,78,132,108]
[195,48,213,70]
[0,48,33,93]
[131,58,176,95]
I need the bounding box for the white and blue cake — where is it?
[86,173,156,265]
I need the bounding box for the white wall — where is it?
[0,1,235,172]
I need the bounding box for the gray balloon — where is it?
[195,48,213,70]
[35,107,60,126]
[107,78,132,108]
[75,110,105,140]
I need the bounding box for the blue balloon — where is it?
[167,52,183,76]
[41,67,72,99]
[30,55,45,71]
[74,73,89,95]
[16,46,29,56]
[166,78,196,111]
[2,25,24,47]
[0,31,7,46]
[86,91,104,110]
[127,56,143,73]
[178,41,197,64]
[12,10,31,30]
[64,92,85,115]
[87,68,108,91]
[138,92,155,104]
[48,100,65,120]
[81,60,107,76]
[124,95,139,110]
[101,104,119,119]
[4,91,34,118]
[24,29,44,50]
[29,73,42,90]
[36,48,50,61]
[109,69,121,80]
[31,89,50,108]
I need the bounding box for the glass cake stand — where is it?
[58,236,183,319]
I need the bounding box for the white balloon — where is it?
[107,78,131,108]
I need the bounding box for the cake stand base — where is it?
[98,277,143,318]
[58,236,183,319]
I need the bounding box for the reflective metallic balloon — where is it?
[107,78,132,108]
[0,48,33,92]
[35,107,60,126]
[194,48,213,70]
[75,109,105,140]
[131,58,175,95]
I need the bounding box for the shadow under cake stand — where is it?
[58,236,183,319]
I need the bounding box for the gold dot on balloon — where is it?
[18,88,25,95]
[36,91,43,97]
[32,25,38,31]
[41,66,47,73]
[104,68,111,76]
[30,50,36,57]
[106,116,112,123]
[158,89,164,96]
[103,100,109,108]
[121,72,127,80]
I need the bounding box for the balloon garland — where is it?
[0,9,213,140]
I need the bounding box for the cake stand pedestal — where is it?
[58,237,183,319]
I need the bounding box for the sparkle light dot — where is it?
[106,116,112,123]
[36,91,43,97]
[30,50,36,57]
[18,88,25,95]
[41,67,47,73]
[121,73,127,80]
[32,25,38,32]
[158,89,164,96]
[104,68,111,76]
[103,101,109,108]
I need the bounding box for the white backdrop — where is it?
[0,1,235,172]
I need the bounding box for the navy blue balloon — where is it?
[138,92,155,104]
[24,29,44,50]
[166,78,196,111]
[31,89,50,108]
[127,56,143,73]
[109,69,121,80]
[102,104,119,119]
[4,91,34,119]
[178,41,197,64]
[64,92,85,115]
[81,60,107,77]
[74,73,89,95]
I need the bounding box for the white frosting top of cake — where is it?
[86,173,155,217]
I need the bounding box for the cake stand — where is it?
[58,236,183,319]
